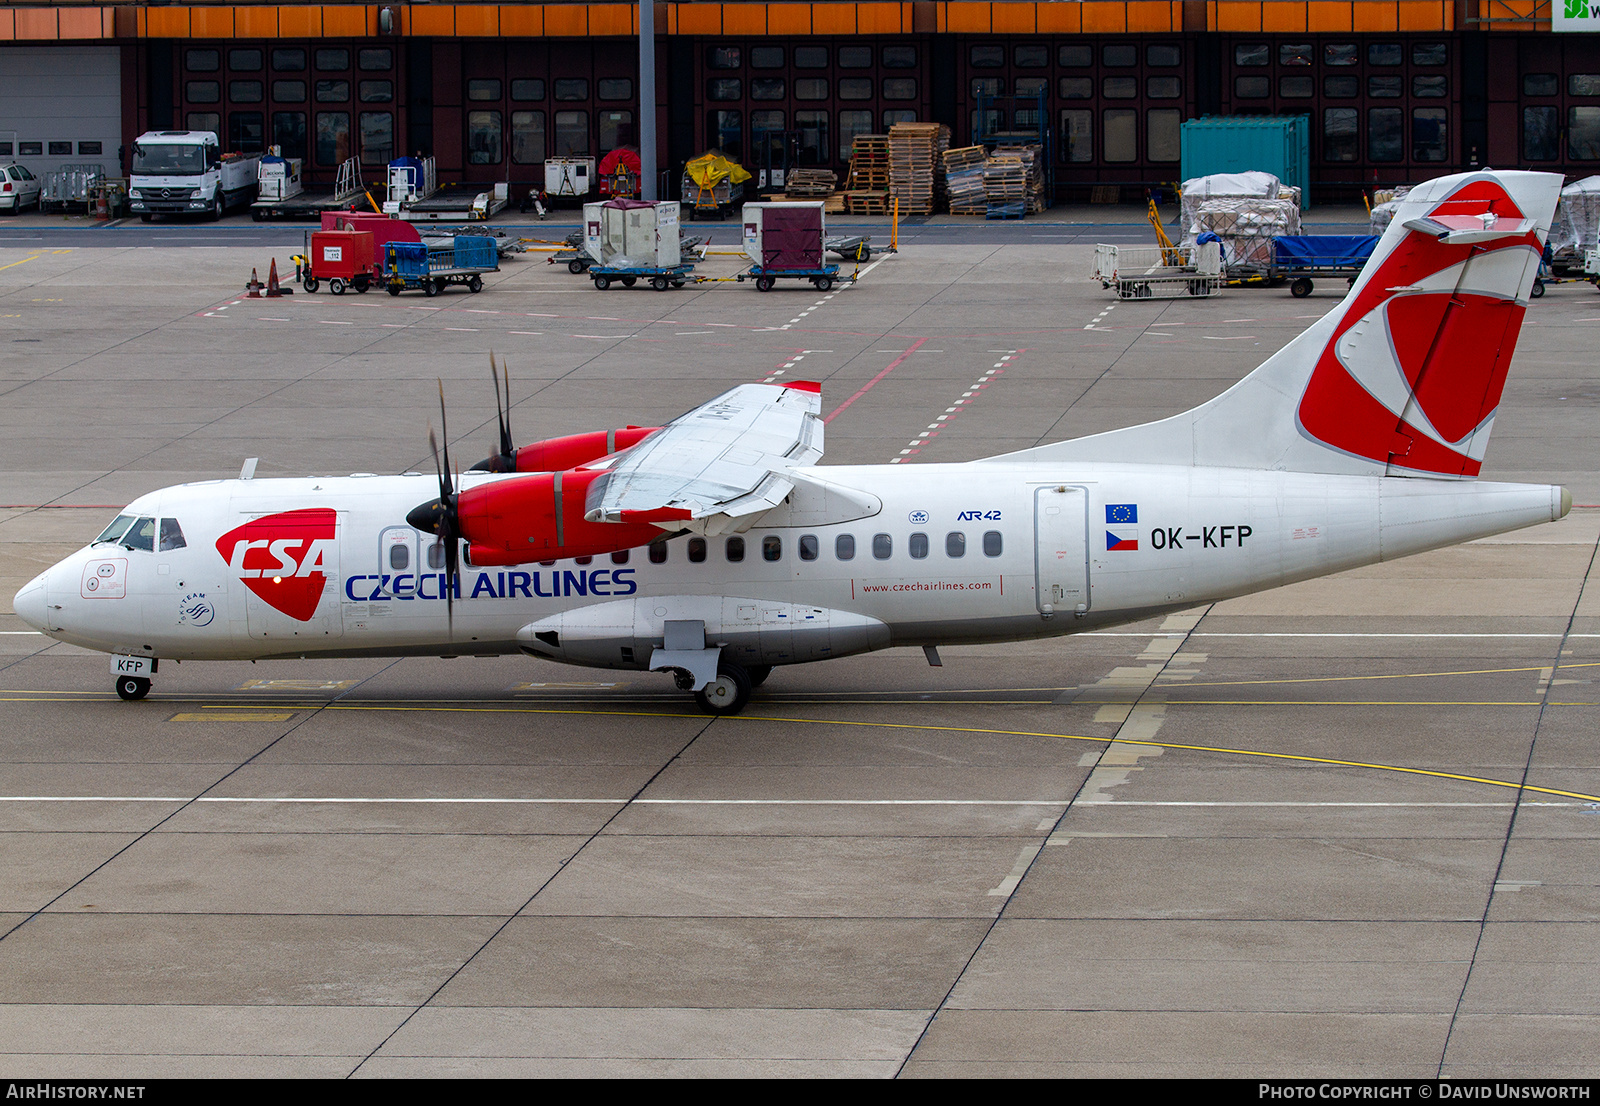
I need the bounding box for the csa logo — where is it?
[179,592,215,627]
[214,508,336,622]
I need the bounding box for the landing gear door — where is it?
[1034,485,1089,616]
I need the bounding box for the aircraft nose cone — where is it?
[472,452,513,474]
[12,574,47,632]
[407,498,446,534]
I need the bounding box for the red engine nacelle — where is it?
[512,426,658,473]
[459,467,665,566]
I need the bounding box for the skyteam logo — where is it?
[1105,503,1139,551]
[179,592,215,627]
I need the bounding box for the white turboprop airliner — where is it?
[12,169,1571,714]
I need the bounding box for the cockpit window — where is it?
[95,515,135,544]
[123,517,157,552]
[159,518,187,552]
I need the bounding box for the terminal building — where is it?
[0,1,1593,202]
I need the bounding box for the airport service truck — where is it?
[129,131,260,221]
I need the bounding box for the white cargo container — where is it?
[583,200,681,268]
[546,157,595,199]
[257,155,303,201]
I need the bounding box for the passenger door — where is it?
[1034,485,1089,616]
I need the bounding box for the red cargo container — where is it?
[321,211,422,252]
[305,228,377,294]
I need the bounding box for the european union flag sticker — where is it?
[1105,503,1138,524]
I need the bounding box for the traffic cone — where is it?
[265,258,283,297]
[246,267,263,298]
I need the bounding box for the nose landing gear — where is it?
[111,655,157,701]
[115,675,151,701]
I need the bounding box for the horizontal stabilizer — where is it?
[1402,214,1539,245]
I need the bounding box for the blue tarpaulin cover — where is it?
[1273,235,1380,269]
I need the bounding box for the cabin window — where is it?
[946,532,966,558]
[983,530,1003,557]
[762,536,782,562]
[389,543,409,570]
[799,534,819,561]
[649,540,668,564]
[574,556,593,566]
[158,519,187,552]
[836,534,855,561]
[427,541,446,569]
[611,549,629,565]
[726,536,745,563]
[688,537,707,563]
[873,534,892,560]
[909,533,929,559]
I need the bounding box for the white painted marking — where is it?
[987,843,1043,896]
[0,796,1071,806]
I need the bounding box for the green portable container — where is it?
[1180,116,1311,209]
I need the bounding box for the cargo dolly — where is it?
[1228,234,1379,297]
[383,238,499,297]
[590,262,697,291]
[738,264,849,292]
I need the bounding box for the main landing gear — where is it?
[685,663,777,715]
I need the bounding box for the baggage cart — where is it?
[1251,234,1379,297]
[383,236,500,297]
[1093,242,1222,300]
[826,234,873,262]
[737,264,849,292]
[590,262,697,291]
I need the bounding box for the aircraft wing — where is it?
[583,381,824,535]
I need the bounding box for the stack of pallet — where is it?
[783,168,838,199]
[942,146,987,216]
[888,122,949,216]
[843,133,889,214]
[1017,145,1047,214]
[983,154,1027,219]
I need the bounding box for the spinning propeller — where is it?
[473,353,518,473]
[405,379,463,633]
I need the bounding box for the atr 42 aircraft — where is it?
[11,169,1572,715]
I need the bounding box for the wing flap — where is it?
[584,382,824,530]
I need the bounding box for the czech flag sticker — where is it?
[1106,527,1139,552]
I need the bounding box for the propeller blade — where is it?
[429,384,460,637]
[494,352,514,460]
[436,379,453,496]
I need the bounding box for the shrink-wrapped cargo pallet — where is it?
[942,146,987,216]
[1193,197,1302,268]
[983,155,1027,219]
[1369,186,1411,233]
[1549,177,1600,270]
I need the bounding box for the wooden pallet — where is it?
[784,168,838,199]
[844,190,889,215]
